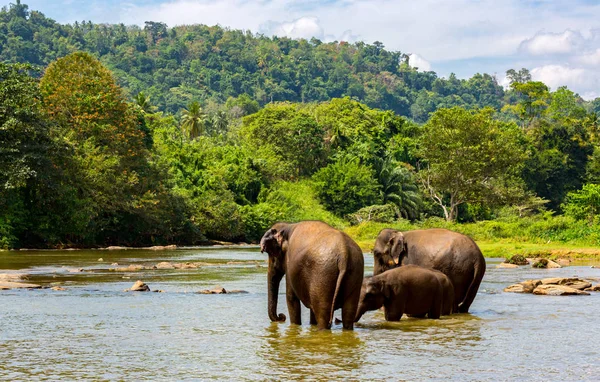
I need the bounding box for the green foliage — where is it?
[313,156,381,217]
[180,101,206,140]
[241,102,326,178]
[373,155,421,219]
[0,62,48,189]
[505,254,528,265]
[0,3,508,120]
[562,184,600,223]
[523,118,593,210]
[2,2,600,249]
[347,204,399,225]
[418,107,528,221]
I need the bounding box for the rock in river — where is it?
[0,281,42,290]
[540,277,592,290]
[504,279,542,293]
[128,280,150,292]
[532,284,590,296]
[198,285,227,294]
[496,263,519,269]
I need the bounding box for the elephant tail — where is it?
[329,268,346,326]
[458,254,486,313]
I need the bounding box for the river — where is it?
[1,247,599,381]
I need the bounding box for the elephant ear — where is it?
[389,232,406,265]
[365,279,384,296]
[260,228,281,256]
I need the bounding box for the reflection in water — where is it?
[260,323,364,380]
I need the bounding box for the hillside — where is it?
[0,1,509,120]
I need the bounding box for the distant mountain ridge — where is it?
[1,1,508,120]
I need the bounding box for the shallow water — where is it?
[1,248,600,381]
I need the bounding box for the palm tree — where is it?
[375,155,421,219]
[210,110,229,136]
[134,92,155,114]
[181,101,206,140]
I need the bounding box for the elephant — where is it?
[372,228,485,313]
[260,221,365,330]
[354,265,451,322]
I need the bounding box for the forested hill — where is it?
[0,1,509,120]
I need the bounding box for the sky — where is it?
[19,0,600,99]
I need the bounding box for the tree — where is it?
[417,107,527,221]
[0,62,48,189]
[39,52,153,244]
[505,68,531,85]
[209,110,229,136]
[503,81,550,126]
[134,91,156,114]
[312,156,381,216]
[562,184,600,224]
[241,102,326,178]
[180,101,206,140]
[373,155,421,219]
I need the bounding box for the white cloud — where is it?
[408,54,431,72]
[519,30,584,55]
[529,64,600,99]
[267,17,324,40]
[577,48,600,66]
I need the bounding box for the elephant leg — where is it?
[384,301,404,321]
[340,287,360,330]
[310,309,317,325]
[428,301,442,319]
[286,283,302,325]
[310,301,332,330]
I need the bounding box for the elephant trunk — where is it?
[268,269,286,322]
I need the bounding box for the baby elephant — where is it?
[355,264,454,322]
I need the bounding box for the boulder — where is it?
[532,284,590,296]
[114,264,146,272]
[51,286,67,291]
[198,285,227,294]
[148,245,177,251]
[504,284,528,293]
[176,262,198,269]
[496,263,519,269]
[584,284,600,292]
[532,259,562,268]
[555,259,570,267]
[0,273,28,281]
[129,280,150,292]
[505,255,529,265]
[97,258,104,262]
[106,246,128,250]
[155,262,175,269]
[0,281,42,290]
[540,277,591,290]
[504,279,541,293]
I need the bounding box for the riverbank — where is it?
[3,216,599,260]
[344,217,600,259]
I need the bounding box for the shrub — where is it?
[313,156,381,216]
[347,204,398,225]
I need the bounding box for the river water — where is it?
[1,247,599,381]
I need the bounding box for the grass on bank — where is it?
[343,216,600,259]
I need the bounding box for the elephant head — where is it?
[373,229,407,275]
[260,223,290,322]
[354,277,385,322]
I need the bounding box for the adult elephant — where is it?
[372,228,485,313]
[260,221,364,330]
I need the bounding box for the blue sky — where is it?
[18,0,600,98]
